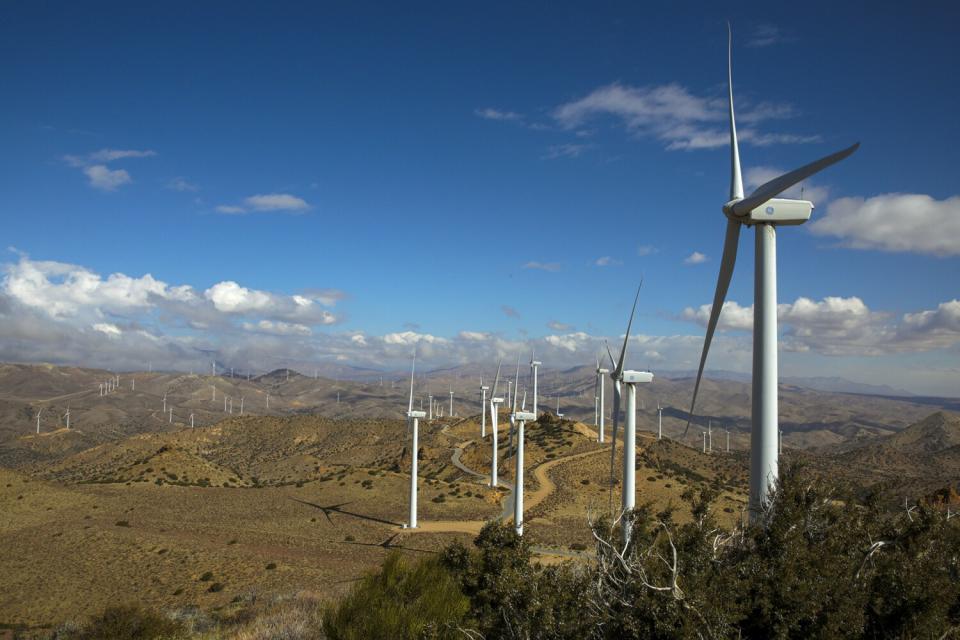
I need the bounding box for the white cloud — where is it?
[684,251,708,265]
[205,281,271,313]
[458,331,489,341]
[93,323,121,337]
[523,261,560,272]
[636,244,658,257]
[810,193,960,257]
[475,107,522,121]
[83,165,131,191]
[244,193,309,212]
[2,255,339,331]
[242,320,312,337]
[594,256,621,267]
[682,295,960,356]
[350,334,368,346]
[216,193,310,215]
[87,149,157,162]
[166,176,199,192]
[383,331,448,346]
[552,82,815,151]
[64,149,155,191]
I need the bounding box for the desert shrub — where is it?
[55,604,183,639]
[323,552,468,639]
[199,571,213,582]
[208,582,224,593]
[114,520,130,527]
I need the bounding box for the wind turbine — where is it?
[448,387,454,418]
[606,284,654,536]
[64,406,70,430]
[511,396,536,536]
[508,355,521,458]
[555,395,563,419]
[489,360,503,487]
[684,26,858,520]
[35,408,42,434]
[403,354,426,529]
[428,394,433,420]
[657,403,663,440]
[595,357,609,443]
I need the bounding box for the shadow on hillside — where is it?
[290,497,402,527]
[340,532,438,555]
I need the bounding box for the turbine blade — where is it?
[491,359,502,398]
[605,341,616,370]
[683,218,740,439]
[408,353,416,413]
[614,280,643,378]
[513,354,521,412]
[732,143,860,216]
[728,22,744,201]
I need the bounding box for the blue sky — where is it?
[1,2,958,394]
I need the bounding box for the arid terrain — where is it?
[0,363,957,631]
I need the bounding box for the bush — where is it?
[57,604,183,639]
[323,552,468,639]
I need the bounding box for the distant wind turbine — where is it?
[606,283,654,539]
[489,360,503,488]
[480,379,489,438]
[404,354,426,529]
[35,408,42,434]
[530,352,541,417]
[595,357,609,443]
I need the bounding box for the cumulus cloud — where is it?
[681,295,960,356]
[552,83,816,151]
[87,149,157,162]
[215,193,310,215]
[636,244,659,257]
[594,256,621,267]
[547,320,573,332]
[809,193,960,256]
[458,331,490,341]
[83,165,132,191]
[2,255,340,333]
[242,320,312,337]
[684,251,708,265]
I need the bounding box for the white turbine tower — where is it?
[448,387,454,418]
[657,403,663,440]
[488,360,503,487]
[404,355,426,529]
[684,26,858,520]
[595,358,609,443]
[555,395,563,419]
[428,394,433,420]
[64,406,70,430]
[35,408,42,434]
[512,399,536,536]
[606,284,654,536]
[479,379,489,438]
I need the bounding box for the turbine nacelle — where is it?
[622,370,654,384]
[407,410,426,419]
[491,397,505,404]
[513,411,536,422]
[724,197,814,226]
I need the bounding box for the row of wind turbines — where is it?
[402,26,857,534]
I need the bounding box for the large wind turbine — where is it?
[404,355,426,529]
[684,26,858,519]
[479,378,489,438]
[529,352,541,417]
[511,396,536,536]
[606,284,654,532]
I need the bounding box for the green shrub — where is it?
[323,552,468,639]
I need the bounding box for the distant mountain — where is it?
[831,411,960,502]
[655,369,915,397]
